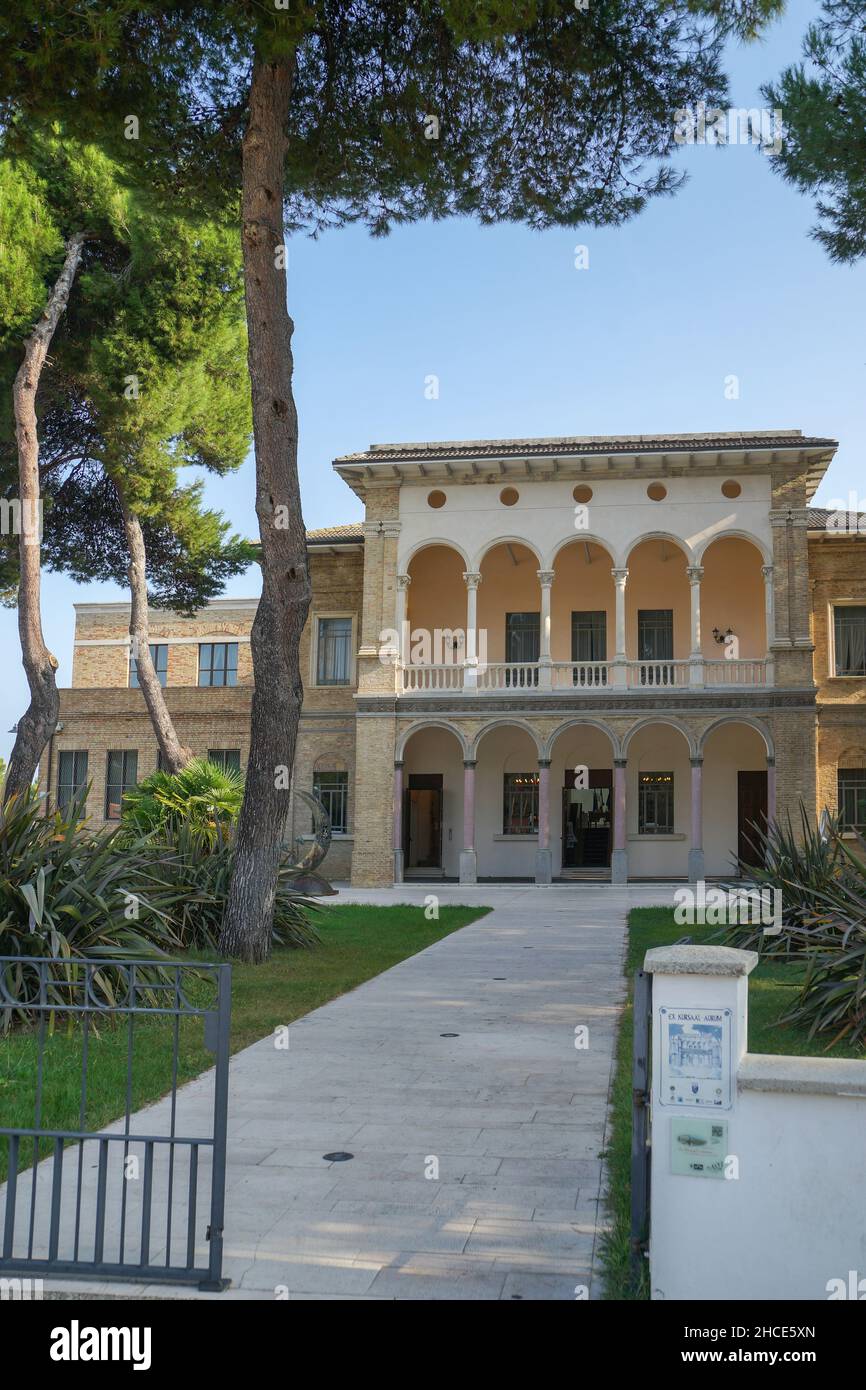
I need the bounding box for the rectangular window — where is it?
[208,749,241,774]
[638,610,674,661]
[571,611,607,662]
[312,769,348,833]
[503,772,539,835]
[57,750,88,812]
[638,772,674,834]
[105,750,138,820]
[198,642,238,687]
[834,606,866,676]
[505,612,540,663]
[838,769,866,832]
[129,643,168,688]
[316,617,353,685]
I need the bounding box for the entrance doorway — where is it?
[737,770,768,868]
[404,774,443,871]
[562,769,612,868]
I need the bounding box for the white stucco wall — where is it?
[397,473,772,573]
[649,951,866,1302]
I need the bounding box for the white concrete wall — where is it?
[648,948,866,1301]
[703,723,767,876]
[402,725,463,878]
[626,725,691,878]
[474,724,539,878]
[397,473,772,573]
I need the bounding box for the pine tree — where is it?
[0,0,774,957]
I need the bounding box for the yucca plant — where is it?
[780,830,866,1049]
[119,758,244,846]
[0,791,185,1025]
[713,808,851,958]
[136,823,323,952]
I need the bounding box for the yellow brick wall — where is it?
[810,533,866,820]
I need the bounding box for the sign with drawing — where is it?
[657,1006,733,1110]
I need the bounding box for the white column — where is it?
[687,565,704,688]
[537,569,554,690]
[611,567,628,689]
[395,574,410,690]
[761,564,775,686]
[462,571,482,691]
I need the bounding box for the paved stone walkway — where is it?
[28,883,676,1300]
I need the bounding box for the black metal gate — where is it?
[0,956,231,1290]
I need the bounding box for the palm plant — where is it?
[120,758,243,845]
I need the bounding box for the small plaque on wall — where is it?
[657,1006,733,1109]
[670,1117,729,1178]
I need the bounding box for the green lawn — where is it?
[601,906,866,1301]
[0,903,488,1182]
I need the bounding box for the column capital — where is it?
[380,519,402,537]
[611,567,629,587]
[765,755,775,768]
[462,571,482,589]
[686,565,704,584]
[362,521,382,538]
[761,563,774,580]
[614,757,627,768]
[537,758,551,769]
[690,756,703,768]
[394,759,404,768]
[536,570,556,587]
[396,572,411,590]
[463,759,477,769]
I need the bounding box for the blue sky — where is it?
[2,0,863,759]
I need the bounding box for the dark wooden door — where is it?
[738,771,768,867]
[404,774,443,869]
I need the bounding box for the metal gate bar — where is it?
[0,956,231,1290]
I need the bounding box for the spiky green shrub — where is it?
[0,791,184,1022]
[142,824,322,952]
[120,758,243,845]
[780,831,866,1048]
[713,808,850,957]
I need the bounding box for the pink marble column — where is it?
[393,762,404,854]
[463,761,476,852]
[538,762,550,851]
[767,758,776,827]
[613,761,627,853]
[611,759,627,884]
[689,757,704,882]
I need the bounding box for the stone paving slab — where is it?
[6,883,678,1300]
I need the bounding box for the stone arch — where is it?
[469,718,544,761]
[543,718,622,761]
[622,716,698,759]
[695,529,771,565]
[401,537,471,571]
[547,534,620,569]
[624,532,694,566]
[698,715,774,760]
[396,719,469,761]
[473,535,544,570]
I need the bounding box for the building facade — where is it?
[40,430,866,886]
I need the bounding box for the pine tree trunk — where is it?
[4,233,87,805]
[219,58,311,962]
[119,488,193,774]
